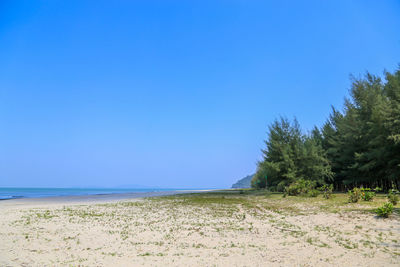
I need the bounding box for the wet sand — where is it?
[0,190,206,207]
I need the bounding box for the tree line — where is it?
[252,67,400,192]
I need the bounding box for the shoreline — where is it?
[0,190,215,208]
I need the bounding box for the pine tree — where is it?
[252,117,332,190]
[253,66,400,191]
[322,69,400,191]
[384,68,400,189]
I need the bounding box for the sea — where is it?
[0,187,196,200]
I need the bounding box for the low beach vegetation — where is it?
[360,188,376,201]
[283,179,318,197]
[348,188,362,203]
[388,189,399,206]
[319,184,333,199]
[376,202,393,218]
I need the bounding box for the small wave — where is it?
[0,195,24,200]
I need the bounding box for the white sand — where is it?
[0,195,399,266]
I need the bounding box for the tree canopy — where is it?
[252,67,400,191]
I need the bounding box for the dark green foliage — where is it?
[323,68,400,191]
[388,189,399,205]
[384,71,400,185]
[251,167,268,189]
[376,202,393,218]
[348,188,362,203]
[319,184,334,199]
[252,117,332,190]
[252,67,400,193]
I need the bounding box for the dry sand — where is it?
[0,193,399,266]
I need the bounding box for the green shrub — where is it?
[284,179,317,197]
[376,202,393,218]
[319,184,333,199]
[348,188,362,203]
[388,189,399,206]
[268,186,277,192]
[360,188,375,201]
[307,189,320,197]
[276,181,286,192]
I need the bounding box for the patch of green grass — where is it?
[151,190,395,217]
[306,236,330,248]
[335,236,358,249]
[35,210,57,219]
[138,252,152,256]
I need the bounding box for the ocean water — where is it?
[0,187,188,200]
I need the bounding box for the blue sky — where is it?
[0,0,399,188]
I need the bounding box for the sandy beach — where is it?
[0,191,399,266]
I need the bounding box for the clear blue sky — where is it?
[0,0,399,188]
